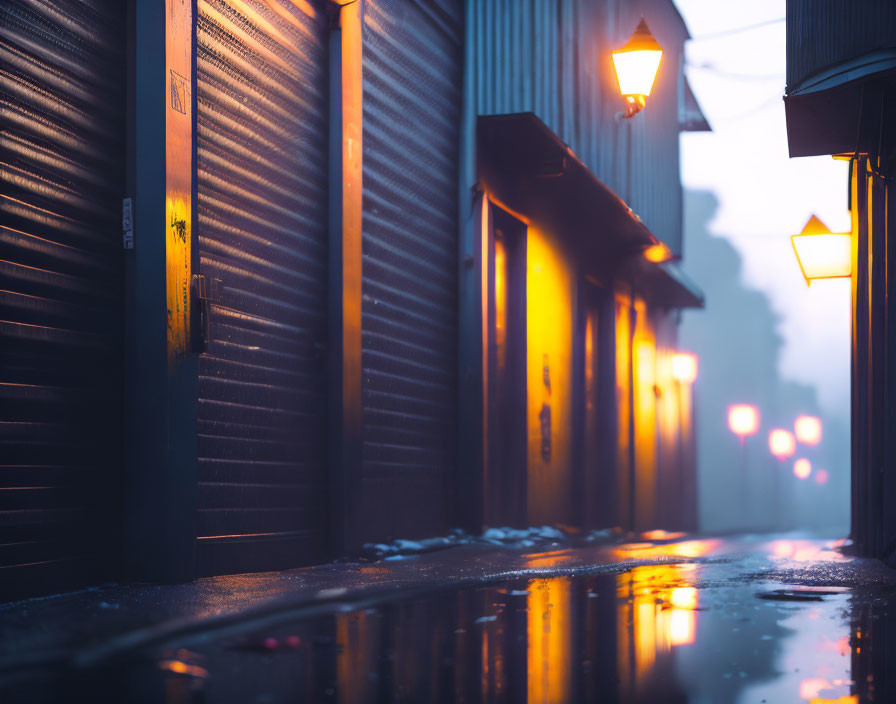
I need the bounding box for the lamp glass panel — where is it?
[612,49,662,97]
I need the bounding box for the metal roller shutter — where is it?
[361,0,462,539]
[0,0,124,597]
[195,0,329,574]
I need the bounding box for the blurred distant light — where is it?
[793,457,811,479]
[643,242,673,263]
[728,404,760,437]
[794,415,822,445]
[769,429,796,460]
[815,469,829,485]
[671,352,698,384]
[791,215,851,287]
[612,18,663,118]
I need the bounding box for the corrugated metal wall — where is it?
[464,0,686,254]
[360,0,462,540]
[195,0,329,574]
[0,0,124,596]
[786,0,896,90]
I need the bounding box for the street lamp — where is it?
[769,429,796,461]
[794,415,822,446]
[671,352,698,384]
[728,404,759,440]
[791,215,851,286]
[793,458,811,480]
[612,18,663,118]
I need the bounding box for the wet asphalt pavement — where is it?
[3,533,896,703]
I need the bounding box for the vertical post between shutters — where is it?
[125,0,198,583]
[328,0,364,556]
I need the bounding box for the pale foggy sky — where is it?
[674,0,851,421]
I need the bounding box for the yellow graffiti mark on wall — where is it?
[166,0,192,370]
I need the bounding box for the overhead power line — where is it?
[691,17,785,41]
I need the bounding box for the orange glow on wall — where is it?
[633,301,657,528]
[728,404,759,437]
[494,237,507,370]
[794,415,822,445]
[671,353,698,384]
[769,429,796,460]
[793,458,812,479]
[526,228,572,525]
[815,469,829,485]
[643,242,673,263]
[615,294,632,524]
[791,215,851,286]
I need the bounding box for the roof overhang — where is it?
[680,76,711,132]
[784,49,896,157]
[477,113,704,309]
[639,261,705,309]
[477,113,657,259]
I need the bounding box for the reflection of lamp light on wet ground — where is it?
[728,404,759,438]
[612,18,663,118]
[671,353,698,385]
[769,429,796,460]
[791,215,851,286]
[793,457,812,479]
[794,415,822,445]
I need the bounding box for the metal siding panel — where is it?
[468,0,685,254]
[0,0,124,597]
[786,0,896,89]
[195,0,329,574]
[361,0,462,540]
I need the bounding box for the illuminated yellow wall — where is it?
[615,293,632,527]
[633,299,657,529]
[526,227,574,525]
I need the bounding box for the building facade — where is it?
[0,0,705,599]
[784,0,896,558]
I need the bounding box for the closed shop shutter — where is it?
[195,0,329,574]
[360,0,462,539]
[0,0,125,596]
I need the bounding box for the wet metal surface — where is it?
[4,535,896,702]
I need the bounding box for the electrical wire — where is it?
[690,17,785,41]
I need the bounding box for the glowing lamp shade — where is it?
[671,352,698,384]
[769,429,797,460]
[612,19,663,108]
[794,415,822,446]
[793,458,812,479]
[728,404,759,437]
[791,215,851,287]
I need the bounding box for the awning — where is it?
[477,112,704,309]
[784,49,896,157]
[639,262,704,309]
[680,76,711,132]
[477,113,658,259]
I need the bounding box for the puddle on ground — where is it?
[10,538,893,703]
